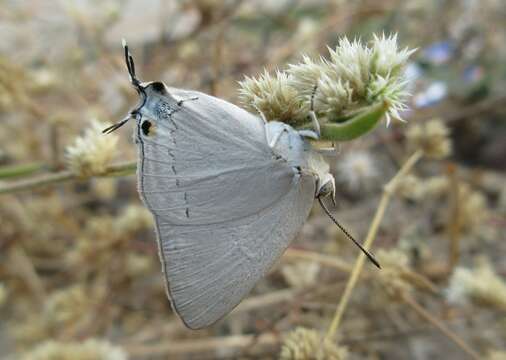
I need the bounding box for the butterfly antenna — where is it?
[123,38,143,91]
[102,113,132,134]
[318,197,381,269]
[103,39,145,134]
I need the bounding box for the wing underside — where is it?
[154,174,314,329]
[136,89,316,328]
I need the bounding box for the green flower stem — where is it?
[320,101,389,141]
[0,162,46,179]
[0,161,137,195]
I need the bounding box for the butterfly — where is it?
[104,40,379,329]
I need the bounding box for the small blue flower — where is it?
[423,41,455,65]
[413,81,448,108]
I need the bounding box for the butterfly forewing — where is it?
[136,88,316,328]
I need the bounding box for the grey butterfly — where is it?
[104,41,379,329]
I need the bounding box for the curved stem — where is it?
[320,101,388,141]
[0,162,46,179]
[0,161,137,195]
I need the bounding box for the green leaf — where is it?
[320,101,388,141]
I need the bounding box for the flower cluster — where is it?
[239,34,415,128]
[280,327,348,360]
[375,248,413,298]
[406,118,452,159]
[446,260,506,311]
[238,70,307,126]
[281,260,320,289]
[335,150,379,193]
[66,119,119,177]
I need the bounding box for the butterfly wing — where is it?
[136,87,316,329]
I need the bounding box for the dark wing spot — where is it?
[150,81,166,94]
[141,120,152,136]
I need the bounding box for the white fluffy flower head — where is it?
[238,70,306,126]
[336,150,378,192]
[66,119,118,177]
[238,33,415,138]
[446,261,506,311]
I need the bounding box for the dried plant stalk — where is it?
[125,333,280,358]
[0,161,136,195]
[400,292,481,360]
[0,162,45,179]
[446,164,462,271]
[325,149,423,340]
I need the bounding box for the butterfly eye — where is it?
[317,180,334,198]
[316,173,336,199]
[150,81,166,94]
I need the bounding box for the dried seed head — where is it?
[66,119,118,177]
[238,70,306,126]
[446,259,506,311]
[406,118,452,159]
[460,186,487,233]
[336,150,378,192]
[114,204,153,235]
[125,253,154,278]
[396,174,424,201]
[281,261,320,289]
[280,327,348,360]
[45,285,94,329]
[376,249,412,298]
[451,182,488,235]
[421,175,449,197]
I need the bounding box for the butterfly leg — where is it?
[309,85,321,137]
[252,104,268,124]
[297,110,321,139]
[316,143,341,157]
[298,85,321,140]
[268,127,288,148]
[308,112,321,138]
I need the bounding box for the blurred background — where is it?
[0,0,505,359]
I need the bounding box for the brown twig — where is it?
[400,292,481,360]
[125,332,280,358]
[8,246,46,307]
[446,163,462,272]
[0,161,136,195]
[284,248,353,274]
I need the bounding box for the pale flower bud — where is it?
[66,119,119,177]
[280,327,348,360]
[406,118,452,159]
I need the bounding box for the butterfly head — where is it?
[103,40,171,134]
[316,172,336,205]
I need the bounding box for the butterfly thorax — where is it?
[265,121,334,197]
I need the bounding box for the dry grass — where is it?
[0,1,505,359]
